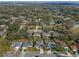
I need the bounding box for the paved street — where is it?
[20,51,57,57]
[3,51,57,57]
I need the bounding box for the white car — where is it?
[57,53,72,57]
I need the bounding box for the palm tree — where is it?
[40,33,46,48]
[50,31,57,44]
[32,32,36,47]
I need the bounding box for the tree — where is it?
[0,36,3,56]
[40,33,46,48]
[32,32,36,47]
[0,36,11,56]
[49,32,54,40]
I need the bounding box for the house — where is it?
[11,41,22,55]
[11,15,17,20]
[11,16,18,24]
[47,49,52,54]
[39,44,44,54]
[18,16,26,19]
[34,40,45,54]
[40,48,44,54]
[0,25,8,38]
[18,38,29,42]
[35,40,44,49]
[22,42,33,48]
[42,32,51,37]
[35,40,57,54]
[47,42,56,49]
[12,41,22,52]
[71,43,78,55]
[11,38,32,52]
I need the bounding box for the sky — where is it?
[0,0,79,4]
[0,0,79,1]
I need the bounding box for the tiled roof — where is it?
[18,38,29,42]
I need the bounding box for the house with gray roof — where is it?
[12,41,33,48]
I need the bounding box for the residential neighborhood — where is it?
[0,1,79,57]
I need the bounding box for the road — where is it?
[20,51,57,57]
[3,51,57,57]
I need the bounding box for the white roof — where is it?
[72,24,79,29]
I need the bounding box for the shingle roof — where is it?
[12,41,21,48]
[18,38,29,42]
[22,42,32,47]
[35,40,44,47]
[12,41,32,48]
